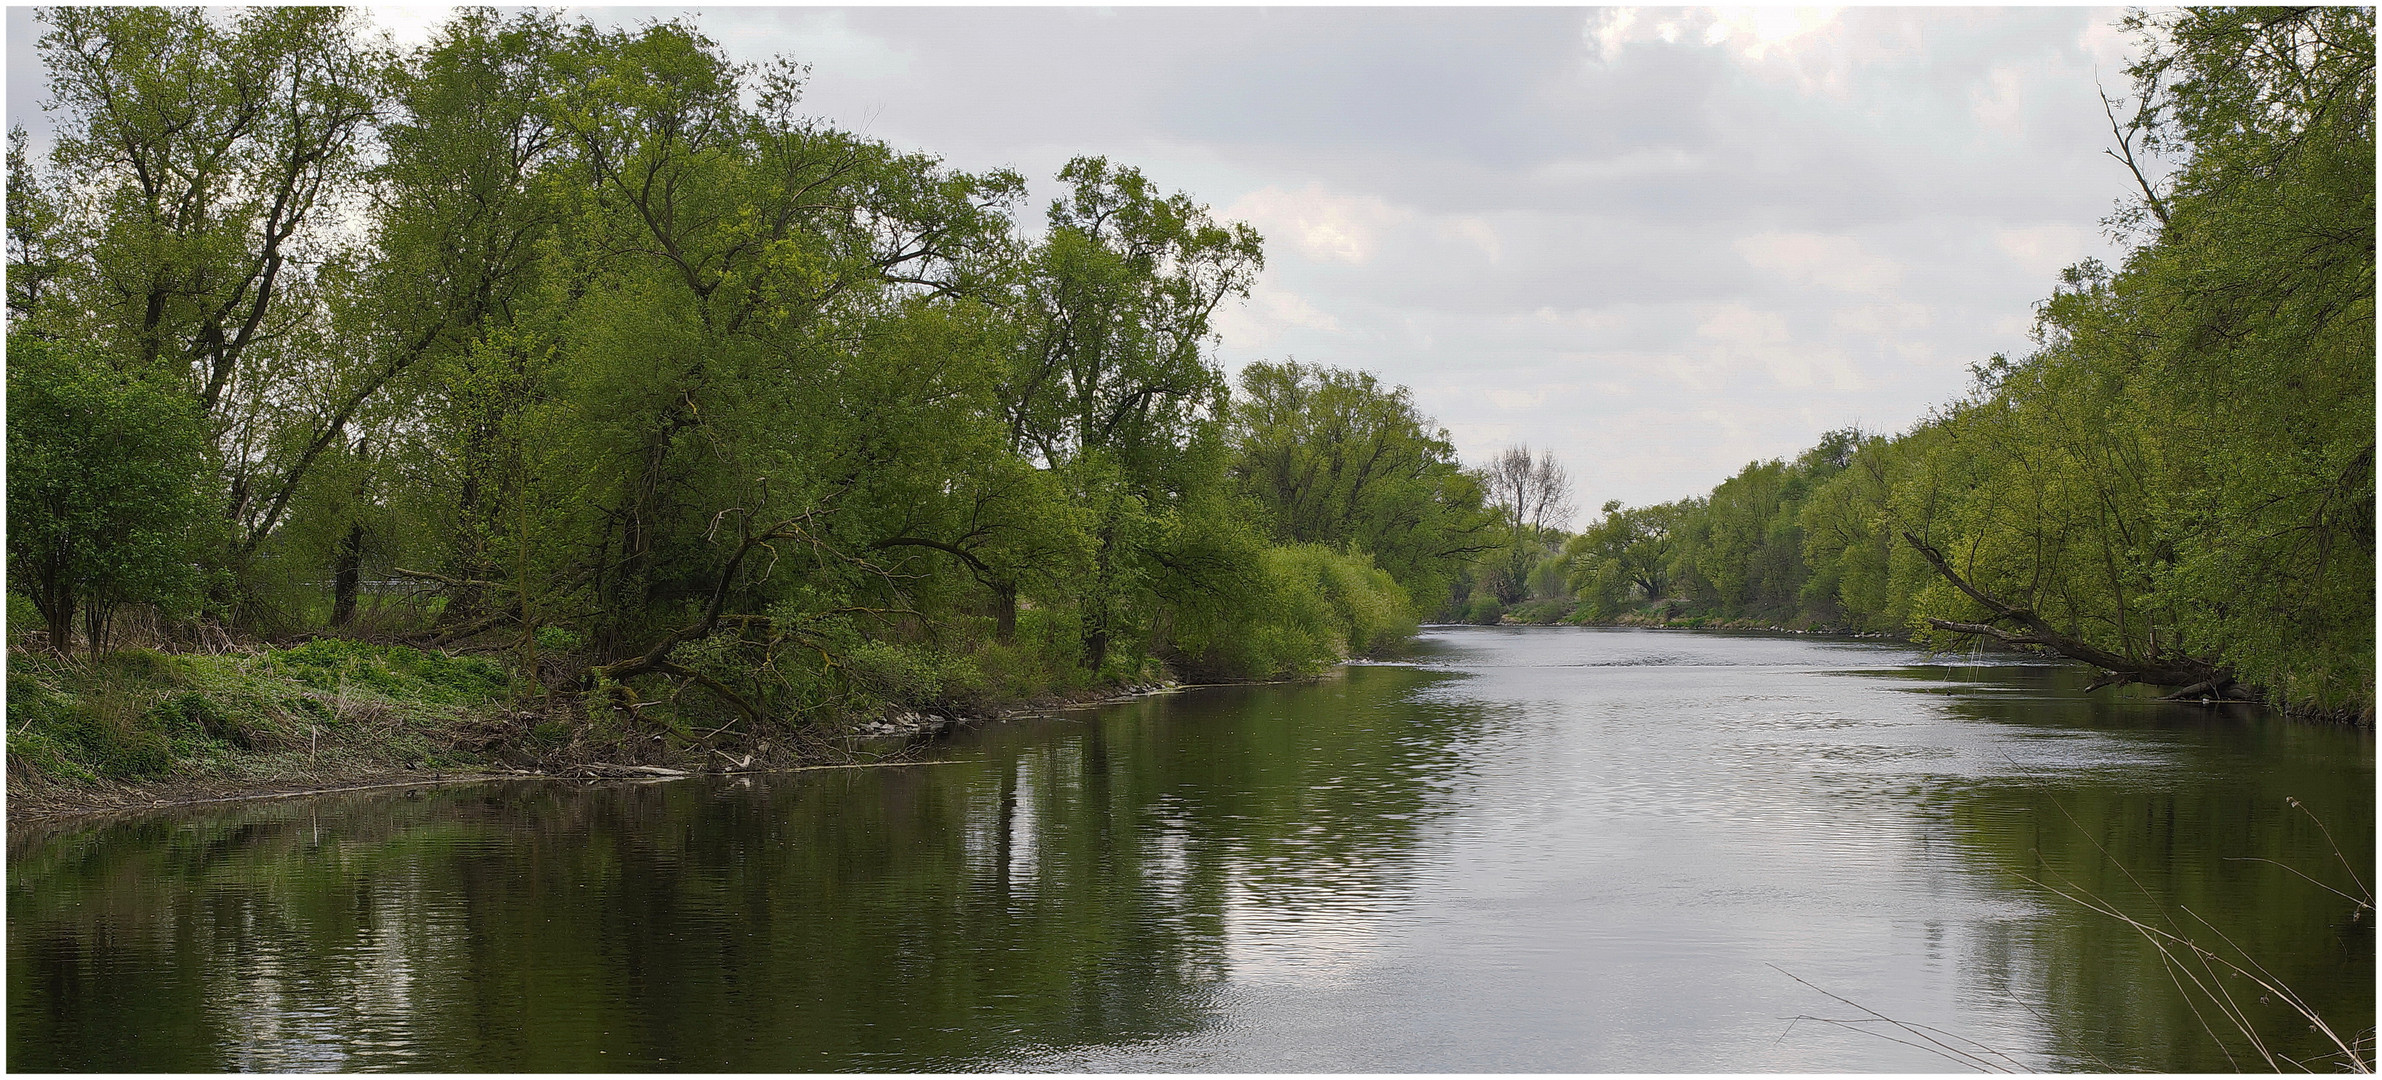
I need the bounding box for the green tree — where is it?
[1002,157,1263,669]
[1563,499,1688,618]
[1894,8,2373,713]
[6,126,69,322]
[1478,445,1573,606]
[1227,360,1494,613]
[33,7,386,566]
[6,338,214,654]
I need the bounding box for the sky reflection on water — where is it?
[10,627,2372,1071]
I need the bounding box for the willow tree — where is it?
[31,8,386,573]
[1002,158,1263,669]
[1902,8,2374,713]
[1228,361,1494,615]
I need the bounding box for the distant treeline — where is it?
[6,7,1523,743]
[1561,9,2373,719]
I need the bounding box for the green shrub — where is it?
[6,335,214,657]
[1171,544,1419,680]
[1463,592,1504,625]
[843,640,944,707]
[1508,598,1576,625]
[7,592,42,648]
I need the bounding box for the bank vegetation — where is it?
[5,8,1518,806]
[1553,9,2373,722]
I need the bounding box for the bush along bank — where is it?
[5,553,1419,822]
[1,638,1105,821]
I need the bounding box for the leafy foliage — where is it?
[1228,360,1494,615]
[1566,9,2373,716]
[6,337,215,654]
[7,8,1502,751]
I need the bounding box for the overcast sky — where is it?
[9,5,2156,523]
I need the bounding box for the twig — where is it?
[2222,856,2374,912]
[2289,796,2370,903]
[1768,964,2025,1072]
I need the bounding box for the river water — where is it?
[9,627,2373,1071]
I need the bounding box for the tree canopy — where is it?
[5,7,1497,737]
[1561,8,2373,718]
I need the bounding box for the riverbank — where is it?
[3,639,1193,827]
[1446,615,2372,724]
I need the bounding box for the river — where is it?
[8,626,2373,1071]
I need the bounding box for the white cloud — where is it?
[362,6,457,48]
[1696,303,1863,390]
[1734,231,1902,296]
[764,12,914,81]
[1697,303,1790,348]
[1589,7,1842,66]
[1971,64,2030,137]
[1213,281,1343,350]
[1530,306,1632,335]
[1486,386,1567,410]
[1439,216,1503,263]
[1993,223,2092,278]
[2077,10,2137,70]
[1441,420,1522,456]
[1528,148,1706,186]
[1585,7,1952,100]
[1700,7,1844,63]
[1225,184,1413,265]
[1830,302,1933,336]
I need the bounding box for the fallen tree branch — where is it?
[1902,531,2228,692]
[392,566,507,591]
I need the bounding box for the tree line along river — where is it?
[8,626,2372,1071]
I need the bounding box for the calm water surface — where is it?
[9,627,2373,1071]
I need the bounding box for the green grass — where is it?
[7,641,524,787]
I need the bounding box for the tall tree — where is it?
[1900,8,2374,712]
[1002,157,1262,668]
[35,7,385,566]
[1228,360,1494,611]
[1479,445,1574,605]
[1563,499,1687,618]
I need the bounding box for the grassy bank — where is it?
[5,541,1422,823]
[8,641,524,820]
[2,635,1186,823]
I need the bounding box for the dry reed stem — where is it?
[1769,964,2032,1072]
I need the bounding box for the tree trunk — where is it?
[42,595,75,657]
[1901,531,2228,692]
[81,599,115,657]
[332,522,364,626]
[994,581,1018,644]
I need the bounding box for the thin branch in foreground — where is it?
[1768,964,2031,1073]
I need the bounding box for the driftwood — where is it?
[1901,531,2233,695]
[566,763,690,779]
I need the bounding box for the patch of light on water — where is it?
[1215,870,1401,993]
